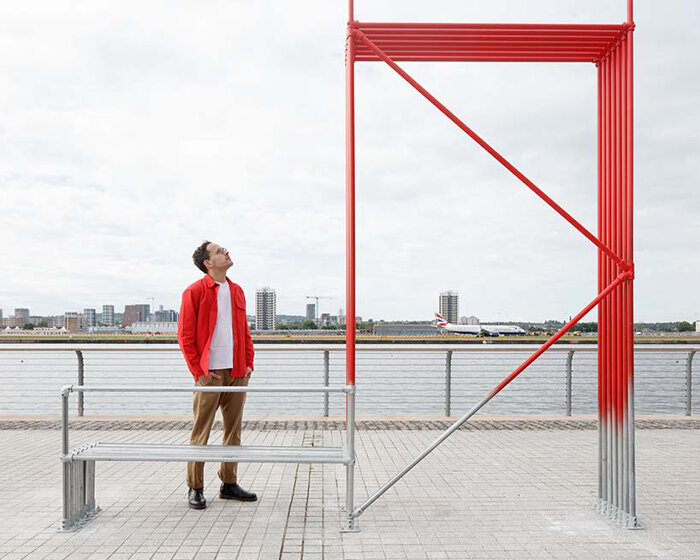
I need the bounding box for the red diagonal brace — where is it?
[486,270,631,401]
[353,28,627,269]
[351,270,630,518]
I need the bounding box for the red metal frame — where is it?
[345,1,637,524]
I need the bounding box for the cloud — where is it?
[0,0,698,322]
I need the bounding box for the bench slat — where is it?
[69,443,350,464]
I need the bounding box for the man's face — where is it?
[204,242,233,272]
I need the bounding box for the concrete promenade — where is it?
[1,415,699,560]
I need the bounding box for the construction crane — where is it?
[305,295,336,324]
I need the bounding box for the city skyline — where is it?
[2,297,697,327]
[1,1,698,323]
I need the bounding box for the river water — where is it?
[0,345,696,416]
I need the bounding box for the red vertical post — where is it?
[596,62,606,504]
[626,15,637,521]
[620,35,629,514]
[603,55,614,509]
[615,42,623,511]
[345,23,356,387]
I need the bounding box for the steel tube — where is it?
[346,24,357,388]
[626,23,637,524]
[76,351,84,416]
[352,275,627,519]
[354,21,625,30]
[596,60,605,506]
[344,18,358,531]
[62,391,70,529]
[355,55,598,63]
[612,43,620,515]
[605,55,614,514]
[620,40,630,519]
[354,30,625,268]
[85,461,96,513]
[357,39,612,48]
[686,351,696,416]
[601,53,607,510]
[81,443,346,452]
[566,350,574,416]
[5,343,692,354]
[355,56,600,63]
[69,385,349,393]
[344,390,358,530]
[621,38,630,518]
[445,350,452,417]
[324,350,330,417]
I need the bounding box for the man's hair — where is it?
[192,240,211,274]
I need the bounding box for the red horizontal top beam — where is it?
[352,22,629,63]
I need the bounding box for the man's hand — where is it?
[245,367,253,378]
[209,371,222,381]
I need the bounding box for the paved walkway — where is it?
[1,417,699,559]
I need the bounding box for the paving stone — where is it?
[1,424,699,559]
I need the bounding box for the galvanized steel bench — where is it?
[59,384,355,532]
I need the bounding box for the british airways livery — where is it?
[434,313,481,335]
[434,313,526,336]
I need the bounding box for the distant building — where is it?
[466,316,480,325]
[338,309,345,325]
[320,313,331,327]
[102,305,115,327]
[696,320,700,333]
[374,323,436,335]
[14,308,30,325]
[439,291,459,325]
[129,321,178,334]
[122,304,150,327]
[83,308,96,328]
[154,308,178,322]
[0,309,3,320]
[88,326,122,334]
[64,312,80,333]
[255,287,277,330]
[306,303,316,322]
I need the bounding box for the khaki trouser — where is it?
[187,369,249,489]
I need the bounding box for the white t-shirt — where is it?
[208,281,234,369]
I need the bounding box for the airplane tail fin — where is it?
[434,312,447,327]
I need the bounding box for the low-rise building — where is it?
[129,321,178,334]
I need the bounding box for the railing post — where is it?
[324,350,330,417]
[566,350,574,416]
[61,387,71,530]
[445,350,453,417]
[75,350,84,417]
[686,350,695,416]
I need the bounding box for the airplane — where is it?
[434,313,527,336]
[434,313,481,335]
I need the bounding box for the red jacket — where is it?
[178,275,255,380]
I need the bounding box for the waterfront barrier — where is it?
[0,344,697,416]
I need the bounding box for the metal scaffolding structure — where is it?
[344,1,638,530]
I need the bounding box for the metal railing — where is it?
[0,343,697,416]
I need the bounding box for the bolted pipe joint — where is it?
[61,385,74,397]
[620,262,634,280]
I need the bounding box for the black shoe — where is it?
[188,487,206,509]
[220,482,258,502]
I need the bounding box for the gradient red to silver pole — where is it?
[345,1,638,527]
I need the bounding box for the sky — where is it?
[0,0,698,323]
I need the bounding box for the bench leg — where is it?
[59,460,99,532]
[84,461,97,515]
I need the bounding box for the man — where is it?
[178,240,257,509]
